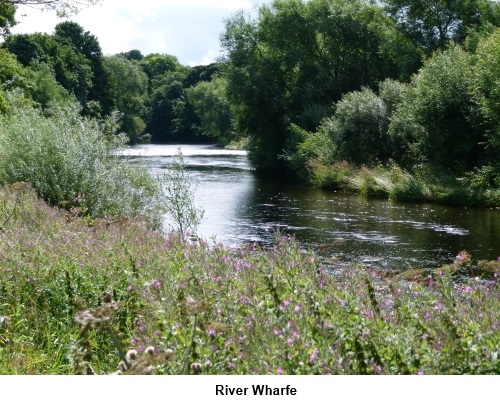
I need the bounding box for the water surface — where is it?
[121,144,500,270]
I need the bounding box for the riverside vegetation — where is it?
[1,0,500,375]
[3,0,500,206]
[0,183,499,374]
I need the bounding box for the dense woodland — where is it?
[2,0,500,205]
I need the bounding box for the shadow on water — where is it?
[121,144,500,270]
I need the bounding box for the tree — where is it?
[186,77,236,144]
[103,55,149,142]
[2,33,93,106]
[54,21,112,116]
[0,1,15,35]
[144,60,210,143]
[0,47,25,86]
[221,0,398,175]
[474,28,500,154]
[383,0,500,54]
[321,88,392,165]
[117,49,144,61]
[389,45,484,171]
[146,70,189,143]
[140,53,181,81]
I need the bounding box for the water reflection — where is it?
[121,144,500,270]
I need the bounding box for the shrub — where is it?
[156,150,204,238]
[389,45,484,171]
[0,90,160,221]
[474,28,500,154]
[322,88,392,165]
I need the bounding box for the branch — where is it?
[2,0,103,16]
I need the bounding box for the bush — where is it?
[321,88,391,165]
[389,45,484,171]
[474,28,500,154]
[0,91,160,221]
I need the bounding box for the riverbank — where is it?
[1,184,499,375]
[305,160,500,207]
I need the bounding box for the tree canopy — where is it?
[221,0,401,174]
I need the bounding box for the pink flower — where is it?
[417,370,424,375]
[294,305,301,313]
[277,367,284,375]
[287,338,293,347]
[309,348,318,365]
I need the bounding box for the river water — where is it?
[121,144,500,270]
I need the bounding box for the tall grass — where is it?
[0,185,498,374]
[0,90,160,221]
[307,160,500,206]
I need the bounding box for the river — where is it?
[121,144,500,270]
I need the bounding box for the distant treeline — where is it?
[2,0,500,203]
[0,19,223,144]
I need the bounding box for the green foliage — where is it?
[0,88,8,114]
[322,87,392,165]
[147,70,191,143]
[384,0,500,53]
[54,21,113,116]
[24,61,72,109]
[389,45,484,170]
[103,56,149,142]
[0,1,15,36]
[139,53,181,80]
[186,77,236,144]
[116,49,144,61]
[0,47,27,88]
[283,124,335,182]
[2,32,94,110]
[0,48,71,110]
[0,90,160,221]
[156,150,204,238]
[221,0,398,175]
[1,194,499,375]
[474,28,500,153]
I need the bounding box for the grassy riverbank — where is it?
[1,184,499,375]
[306,160,500,207]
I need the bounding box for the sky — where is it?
[10,0,270,66]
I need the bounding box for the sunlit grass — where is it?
[307,160,500,207]
[0,185,499,375]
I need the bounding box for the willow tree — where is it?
[221,0,398,176]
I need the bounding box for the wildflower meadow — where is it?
[0,183,499,375]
